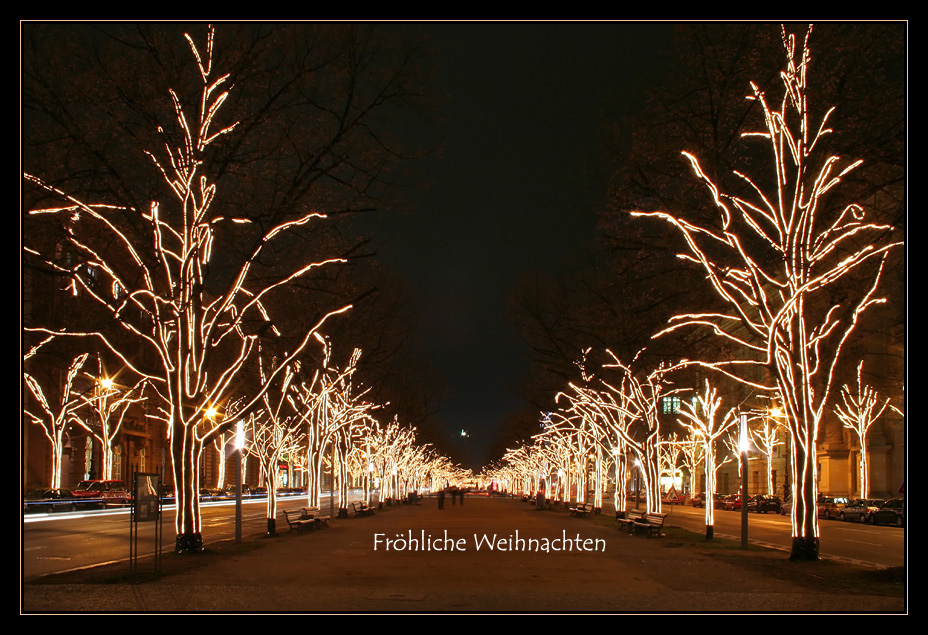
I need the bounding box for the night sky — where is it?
[371,23,675,468]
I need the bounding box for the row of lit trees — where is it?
[23,339,149,489]
[22,24,440,553]
[489,367,890,542]
[490,25,901,561]
[238,336,453,534]
[23,330,455,539]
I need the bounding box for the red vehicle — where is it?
[722,494,743,511]
[71,480,131,506]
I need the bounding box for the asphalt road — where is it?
[24,497,281,581]
[651,504,905,568]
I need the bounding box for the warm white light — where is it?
[235,420,244,451]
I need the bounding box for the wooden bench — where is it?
[570,502,593,517]
[616,509,644,532]
[351,502,374,517]
[282,508,316,532]
[302,507,330,528]
[632,512,668,538]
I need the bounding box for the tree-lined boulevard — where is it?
[23,22,905,614]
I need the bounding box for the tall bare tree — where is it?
[23,342,88,490]
[676,380,737,539]
[834,362,891,499]
[633,25,902,560]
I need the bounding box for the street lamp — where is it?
[739,411,750,548]
[235,419,244,543]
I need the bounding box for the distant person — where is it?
[438,488,445,510]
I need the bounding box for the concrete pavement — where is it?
[21,495,905,613]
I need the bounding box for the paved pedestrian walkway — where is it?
[22,496,904,613]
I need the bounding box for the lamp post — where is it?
[235,420,244,544]
[740,411,749,548]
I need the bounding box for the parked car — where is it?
[691,493,720,508]
[868,498,905,527]
[839,498,884,522]
[23,488,79,513]
[817,496,849,519]
[747,494,781,514]
[722,494,743,511]
[71,479,130,506]
[779,498,792,516]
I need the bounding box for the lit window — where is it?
[662,396,681,414]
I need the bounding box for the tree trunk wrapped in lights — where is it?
[632,25,901,560]
[611,440,629,517]
[834,362,890,499]
[679,433,704,502]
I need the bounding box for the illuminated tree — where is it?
[528,411,587,505]
[834,362,890,498]
[632,25,902,560]
[245,358,306,534]
[658,432,684,498]
[367,418,413,502]
[750,407,785,496]
[500,443,547,498]
[364,418,439,503]
[24,26,352,552]
[678,432,704,499]
[676,380,738,539]
[210,429,236,492]
[559,352,679,515]
[290,338,374,512]
[723,433,747,495]
[23,342,88,489]
[75,355,148,481]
